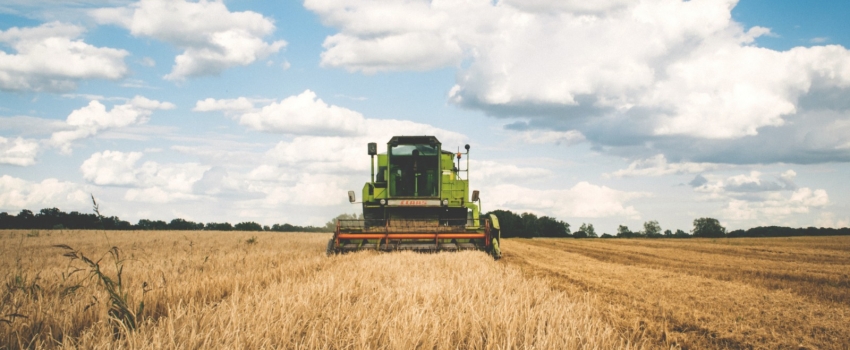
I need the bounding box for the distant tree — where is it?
[486,210,572,238]
[600,233,614,238]
[617,225,634,238]
[137,219,152,230]
[138,219,168,230]
[644,220,662,238]
[727,229,746,238]
[168,218,202,230]
[538,216,571,238]
[65,211,99,229]
[693,217,726,237]
[101,216,132,230]
[36,208,64,229]
[731,226,850,238]
[270,223,328,232]
[272,223,294,232]
[6,205,849,238]
[0,212,13,229]
[234,221,263,231]
[575,223,596,238]
[674,229,690,238]
[17,209,35,229]
[521,213,540,237]
[205,222,233,231]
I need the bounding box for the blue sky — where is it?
[1,0,848,234]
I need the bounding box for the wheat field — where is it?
[1,230,625,349]
[2,230,849,349]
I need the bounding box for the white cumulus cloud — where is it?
[473,159,552,186]
[0,175,89,211]
[816,212,849,229]
[92,0,286,80]
[201,90,466,142]
[306,0,850,163]
[244,173,349,207]
[80,150,144,185]
[80,150,208,203]
[238,90,366,136]
[0,137,40,166]
[490,182,646,219]
[306,0,466,73]
[193,97,256,114]
[499,0,632,14]
[50,96,175,153]
[693,170,829,225]
[722,188,829,222]
[695,170,799,195]
[0,21,128,92]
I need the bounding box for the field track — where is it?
[503,237,850,349]
[2,230,849,349]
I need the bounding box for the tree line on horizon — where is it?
[0,208,329,232]
[2,207,848,239]
[486,210,850,239]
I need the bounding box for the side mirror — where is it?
[471,190,479,202]
[348,191,356,203]
[368,142,377,156]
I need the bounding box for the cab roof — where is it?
[388,136,440,146]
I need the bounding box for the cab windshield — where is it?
[389,143,439,197]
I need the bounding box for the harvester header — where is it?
[328,135,501,259]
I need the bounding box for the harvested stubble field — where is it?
[503,237,850,349]
[1,231,849,349]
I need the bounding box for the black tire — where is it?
[326,238,335,256]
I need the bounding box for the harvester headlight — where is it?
[379,199,386,205]
[442,199,449,206]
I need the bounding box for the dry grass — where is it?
[5,230,848,349]
[1,230,627,349]
[503,237,850,349]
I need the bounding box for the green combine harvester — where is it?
[328,136,501,259]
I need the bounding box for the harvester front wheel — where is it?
[326,239,335,256]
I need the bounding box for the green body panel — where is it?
[489,214,500,231]
[489,213,501,258]
[360,137,480,224]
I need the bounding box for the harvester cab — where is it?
[328,136,502,259]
